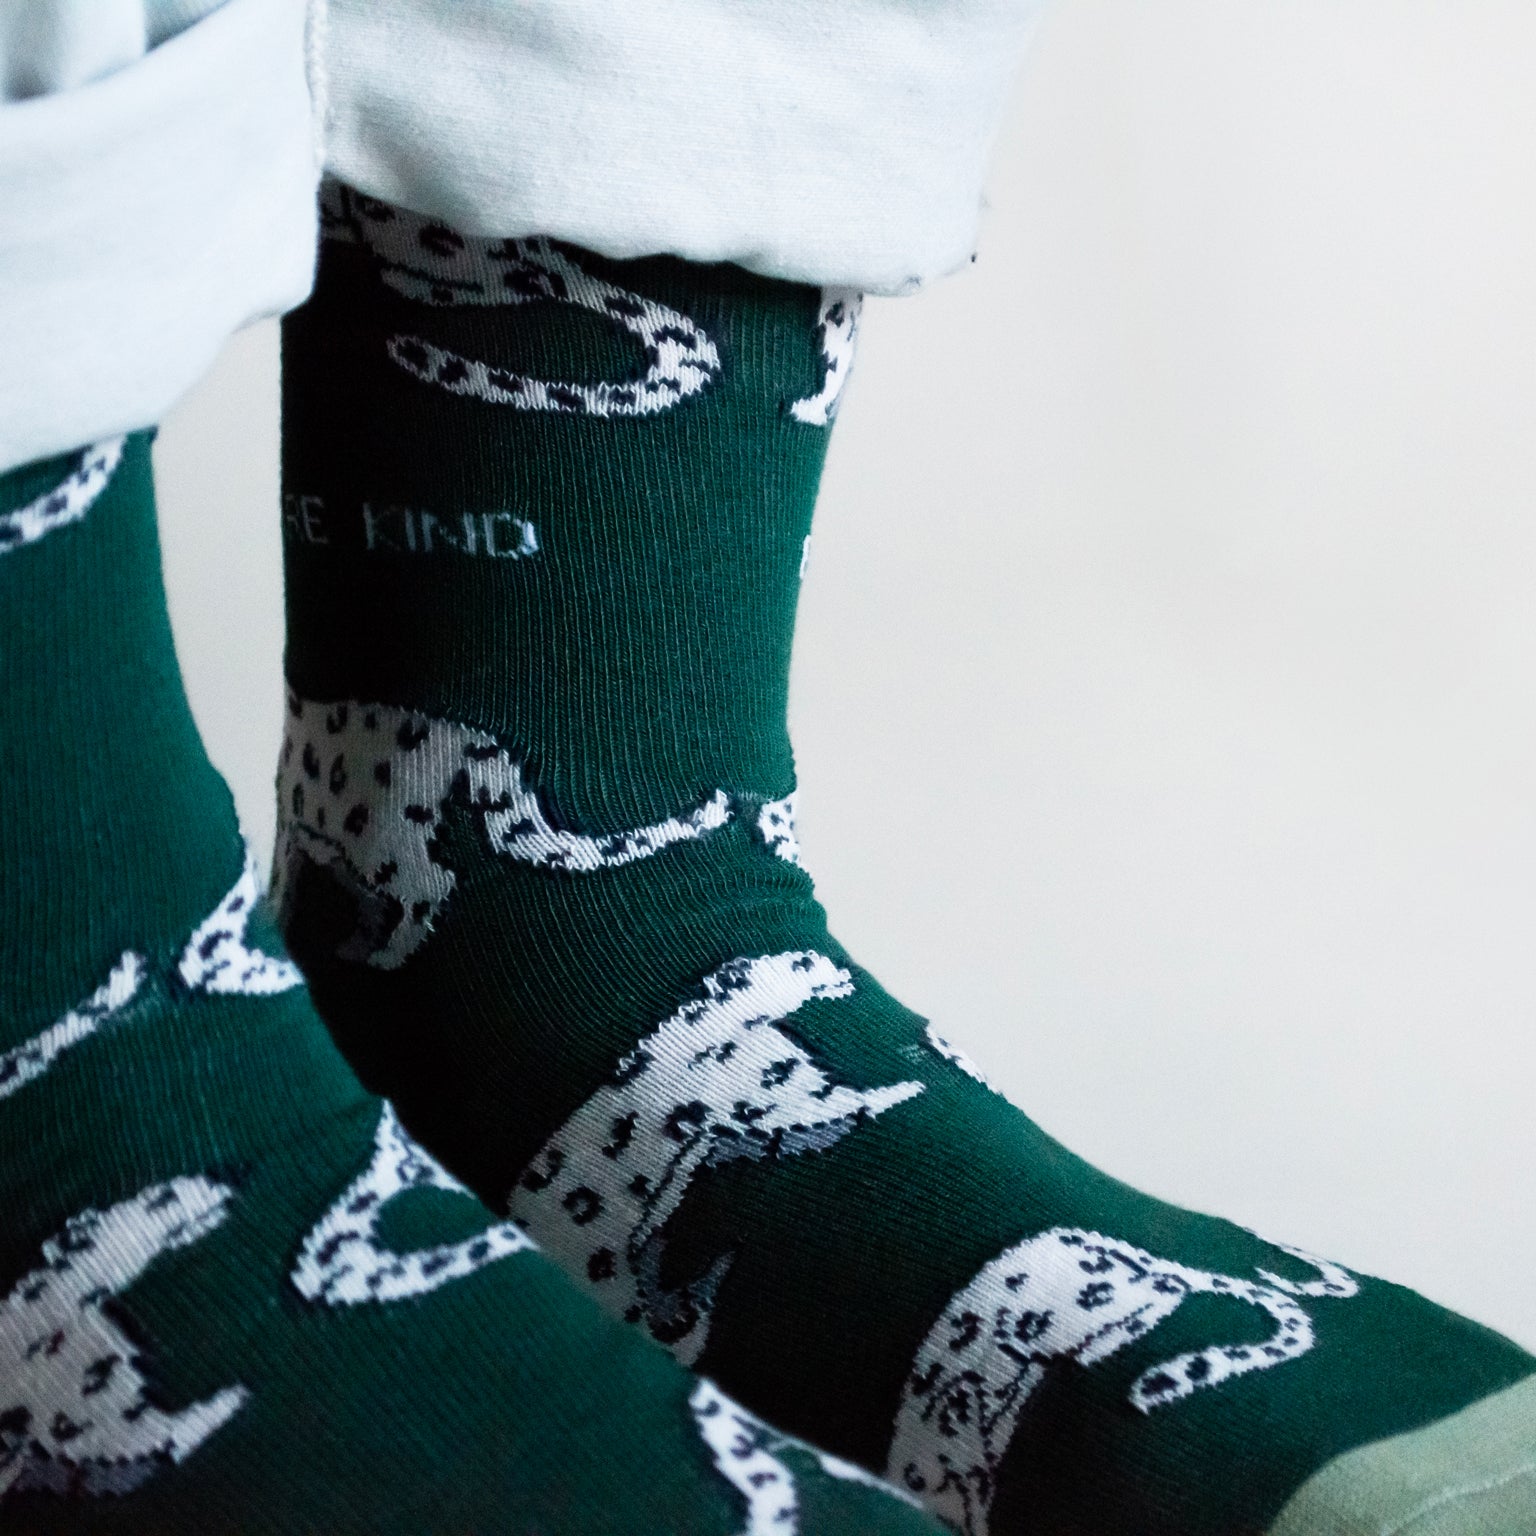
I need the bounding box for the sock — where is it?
[0,432,938,1536]
[277,186,1536,1536]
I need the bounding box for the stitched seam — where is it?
[1381,1460,1536,1536]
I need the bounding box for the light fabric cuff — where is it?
[0,0,320,473]
[321,0,1050,296]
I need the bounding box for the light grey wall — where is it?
[155,0,1536,1349]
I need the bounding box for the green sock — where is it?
[0,432,938,1535]
[277,186,1536,1536]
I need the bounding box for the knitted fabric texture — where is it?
[0,431,935,1535]
[277,189,1536,1536]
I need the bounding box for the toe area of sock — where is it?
[1267,1372,1536,1536]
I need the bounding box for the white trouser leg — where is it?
[0,0,320,472]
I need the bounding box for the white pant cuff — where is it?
[321,0,1048,296]
[0,0,320,473]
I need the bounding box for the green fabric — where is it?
[279,191,1536,1536]
[1267,1374,1536,1536]
[0,433,935,1535]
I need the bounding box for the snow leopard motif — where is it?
[510,951,923,1366]
[0,1178,248,1499]
[292,1103,533,1306]
[274,694,732,969]
[691,1379,920,1536]
[692,1380,800,1535]
[886,1228,1360,1535]
[0,953,143,1104]
[0,437,125,556]
[922,1020,997,1092]
[321,181,721,416]
[756,792,804,868]
[177,848,303,996]
[788,290,862,426]
[0,858,295,1104]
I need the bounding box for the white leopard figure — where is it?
[922,1020,998,1092]
[0,953,143,1104]
[755,792,804,868]
[788,290,863,426]
[274,695,731,968]
[886,1228,1359,1535]
[321,181,722,416]
[0,853,298,1104]
[0,437,124,557]
[691,1379,920,1536]
[510,951,923,1365]
[0,1178,248,1498]
[292,1104,533,1306]
[178,847,303,996]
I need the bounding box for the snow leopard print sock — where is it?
[277,187,1536,1536]
[0,433,937,1536]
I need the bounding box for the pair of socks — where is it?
[6,180,1535,1534]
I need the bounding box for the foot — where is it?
[0,432,934,1535]
[276,188,1536,1536]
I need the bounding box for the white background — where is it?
[157,0,1536,1348]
